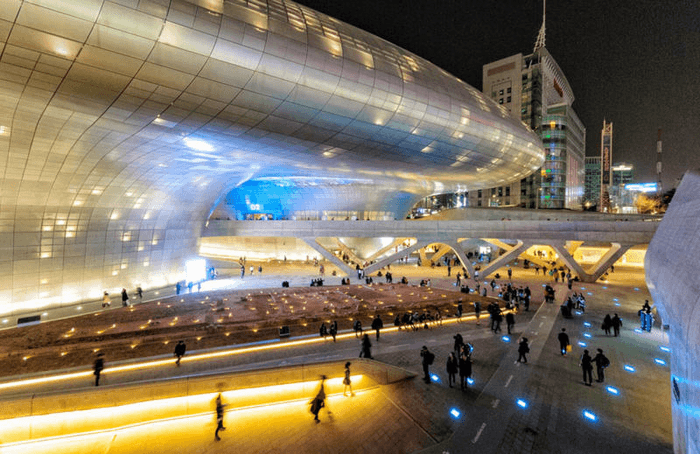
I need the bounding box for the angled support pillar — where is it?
[479,240,530,280]
[365,238,409,263]
[567,240,584,255]
[364,240,430,275]
[587,243,633,282]
[430,243,453,265]
[418,246,430,267]
[549,242,588,281]
[334,239,363,265]
[447,241,475,278]
[302,238,355,277]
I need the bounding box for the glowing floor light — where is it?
[583,410,597,422]
[624,365,636,373]
[634,328,643,334]
[467,378,475,385]
[578,341,587,347]
[581,287,586,290]
[614,303,621,306]
[603,286,608,289]
[583,333,592,339]
[587,292,592,296]
[583,322,591,327]
[516,398,528,408]
[659,346,671,353]
[613,298,619,302]
[431,374,440,383]
[450,408,461,418]
[634,287,640,291]
[654,358,667,366]
[576,311,583,315]
[606,386,620,395]
[502,336,511,342]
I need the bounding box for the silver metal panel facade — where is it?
[0,0,543,314]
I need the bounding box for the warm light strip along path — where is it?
[0,311,500,392]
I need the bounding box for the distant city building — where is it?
[584,156,601,209]
[610,163,635,212]
[600,121,613,211]
[475,30,585,209]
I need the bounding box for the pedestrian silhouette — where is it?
[343,362,355,396]
[93,353,104,386]
[215,393,227,440]
[517,337,530,363]
[310,375,327,423]
[174,340,186,366]
[360,333,372,359]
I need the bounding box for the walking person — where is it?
[473,301,481,325]
[446,352,458,388]
[215,393,227,440]
[493,310,503,333]
[517,337,530,363]
[353,319,363,338]
[343,362,355,397]
[136,286,143,300]
[420,346,435,383]
[602,314,612,336]
[309,376,327,423]
[93,353,104,386]
[505,312,515,335]
[592,348,610,382]
[457,301,463,320]
[371,314,383,341]
[453,333,464,355]
[319,322,328,339]
[611,313,622,337]
[121,288,129,307]
[459,351,472,390]
[558,328,570,356]
[580,349,594,386]
[102,291,111,308]
[174,340,186,366]
[360,333,372,359]
[329,321,338,342]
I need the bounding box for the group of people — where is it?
[601,313,623,336]
[557,328,611,386]
[101,287,141,308]
[639,300,655,332]
[393,310,442,331]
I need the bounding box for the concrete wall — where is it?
[646,169,700,454]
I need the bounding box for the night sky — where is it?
[295,0,700,190]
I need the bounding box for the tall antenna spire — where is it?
[533,0,546,53]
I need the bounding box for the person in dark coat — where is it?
[602,314,612,336]
[319,322,328,339]
[309,376,327,423]
[505,312,515,334]
[611,313,622,337]
[453,333,464,355]
[215,393,227,439]
[446,352,458,387]
[459,352,472,390]
[558,328,570,356]
[353,319,363,338]
[93,353,104,386]
[580,349,593,386]
[329,321,338,342]
[420,346,434,383]
[174,340,186,366]
[360,334,372,359]
[592,348,609,382]
[121,288,129,307]
[517,337,530,363]
[371,315,383,340]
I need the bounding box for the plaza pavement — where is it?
[0,264,673,454]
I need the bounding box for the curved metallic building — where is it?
[0,0,542,314]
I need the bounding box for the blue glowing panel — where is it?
[660,346,671,352]
[576,311,583,315]
[581,287,586,290]
[613,298,619,302]
[502,336,511,342]
[634,328,643,334]
[654,358,667,366]
[516,399,528,408]
[624,365,636,373]
[467,378,475,385]
[583,333,592,338]
[583,322,591,327]
[603,286,608,289]
[450,408,461,418]
[431,374,440,382]
[634,288,640,291]
[615,303,621,306]
[606,386,620,395]
[578,341,587,347]
[587,292,593,296]
[583,410,597,421]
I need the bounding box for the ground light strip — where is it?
[0,384,374,452]
[0,311,505,391]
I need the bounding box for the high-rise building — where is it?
[584,156,602,209]
[476,15,585,210]
[600,120,613,211]
[610,163,635,212]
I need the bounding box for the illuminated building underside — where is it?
[0,0,543,314]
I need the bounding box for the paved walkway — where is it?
[1,266,672,454]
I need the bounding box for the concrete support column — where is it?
[549,242,589,280]
[334,239,363,265]
[448,241,476,279]
[587,242,633,282]
[364,240,429,275]
[365,238,408,263]
[430,243,453,265]
[479,240,530,279]
[302,238,355,277]
[418,246,430,267]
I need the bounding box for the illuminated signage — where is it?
[625,183,658,193]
